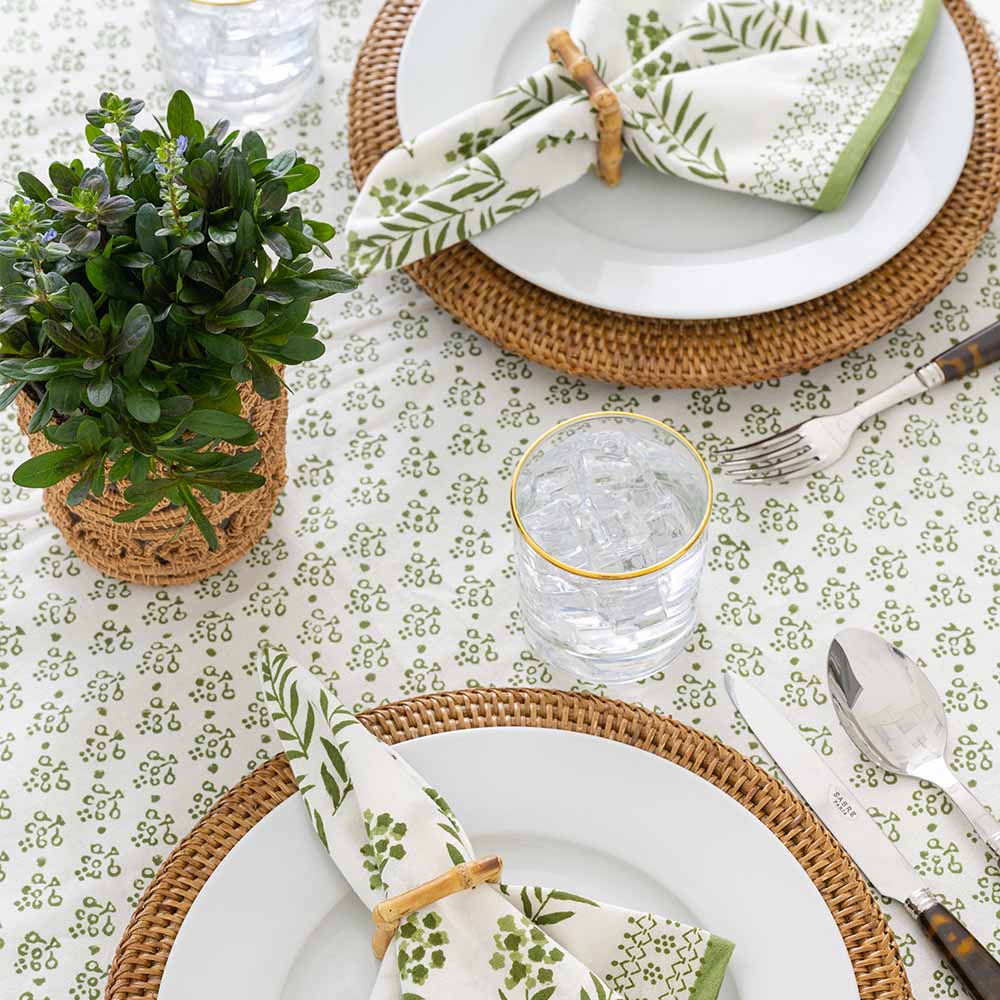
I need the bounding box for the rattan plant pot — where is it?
[15,382,287,585]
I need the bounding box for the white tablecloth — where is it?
[1,2,998,998]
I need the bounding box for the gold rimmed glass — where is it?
[510,412,712,683]
[151,0,321,127]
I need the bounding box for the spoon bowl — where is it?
[827,627,1000,858]
[827,628,947,777]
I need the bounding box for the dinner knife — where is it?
[724,672,1000,1000]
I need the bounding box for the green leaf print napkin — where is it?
[346,0,938,276]
[260,649,735,1000]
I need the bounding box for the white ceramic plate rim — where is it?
[396,1,974,318]
[159,727,859,1000]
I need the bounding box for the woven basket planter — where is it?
[15,383,287,585]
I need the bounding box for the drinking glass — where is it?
[150,0,321,127]
[510,412,712,684]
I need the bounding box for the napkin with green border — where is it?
[346,0,938,277]
[260,648,734,1000]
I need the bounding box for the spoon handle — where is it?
[943,775,1000,859]
[915,899,1000,1000]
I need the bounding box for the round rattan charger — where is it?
[347,0,1000,387]
[106,689,911,1000]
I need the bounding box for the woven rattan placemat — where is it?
[106,688,911,1000]
[347,0,1000,387]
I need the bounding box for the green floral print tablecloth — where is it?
[0,3,998,999]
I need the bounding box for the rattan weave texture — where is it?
[347,0,1000,387]
[106,689,912,1000]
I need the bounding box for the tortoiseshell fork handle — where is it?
[931,318,1000,382]
[918,902,1000,1000]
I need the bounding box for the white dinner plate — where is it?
[159,728,858,1000]
[396,0,974,319]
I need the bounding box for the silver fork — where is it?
[716,319,1000,484]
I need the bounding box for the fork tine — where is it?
[719,439,810,473]
[732,455,821,485]
[715,428,796,459]
[716,432,803,466]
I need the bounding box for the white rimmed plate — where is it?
[395,0,973,319]
[159,728,858,1000]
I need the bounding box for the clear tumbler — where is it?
[510,412,712,684]
[151,0,321,127]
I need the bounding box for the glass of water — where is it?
[510,412,712,684]
[151,0,321,127]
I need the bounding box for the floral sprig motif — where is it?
[397,910,449,986]
[489,912,565,999]
[360,809,407,892]
[626,9,671,61]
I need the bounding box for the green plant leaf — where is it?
[13,446,87,487]
[195,331,247,364]
[304,219,335,242]
[115,303,152,355]
[224,149,253,213]
[135,202,168,258]
[41,318,93,356]
[283,163,320,193]
[193,468,265,492]
[123,328,153,379]
[180,409,256,443]
[68,283,99,333]
[47,375,83,414]
[26,388,54,432]
[178,482,218,550]
[216,309,264,329]
[48,161,79,195]
[215,276,256,313]
[272,336,324,363]
[0,380,25,411]
[18,171,52,203]
[234,209,257,267]
[113,498,164,523]
[66,465,96,506]
[241,130,267,162]
[257,178,288,216]
[86,374,113,408]
[86,256,141,302]
[166,90,196,140]
[184,157,218,205]
[250,360,282,399]
[266,149,296,177]
[125,389,161,423]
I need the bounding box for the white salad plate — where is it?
[396,0,973,319]
[159,727,858,1000]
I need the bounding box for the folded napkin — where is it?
[346,0,938,276]
[260,649,734,1000]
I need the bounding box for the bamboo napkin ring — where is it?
[547,28,623,186]
[371,855,503,958]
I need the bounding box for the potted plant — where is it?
[0,90,356,584]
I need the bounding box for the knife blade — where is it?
[724,672,1000,1000]
[724,671,918,903]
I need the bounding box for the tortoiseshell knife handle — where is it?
[931,318,1000,382]
[918,902,1000,1000]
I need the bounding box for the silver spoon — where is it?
[828,628,1000,859]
